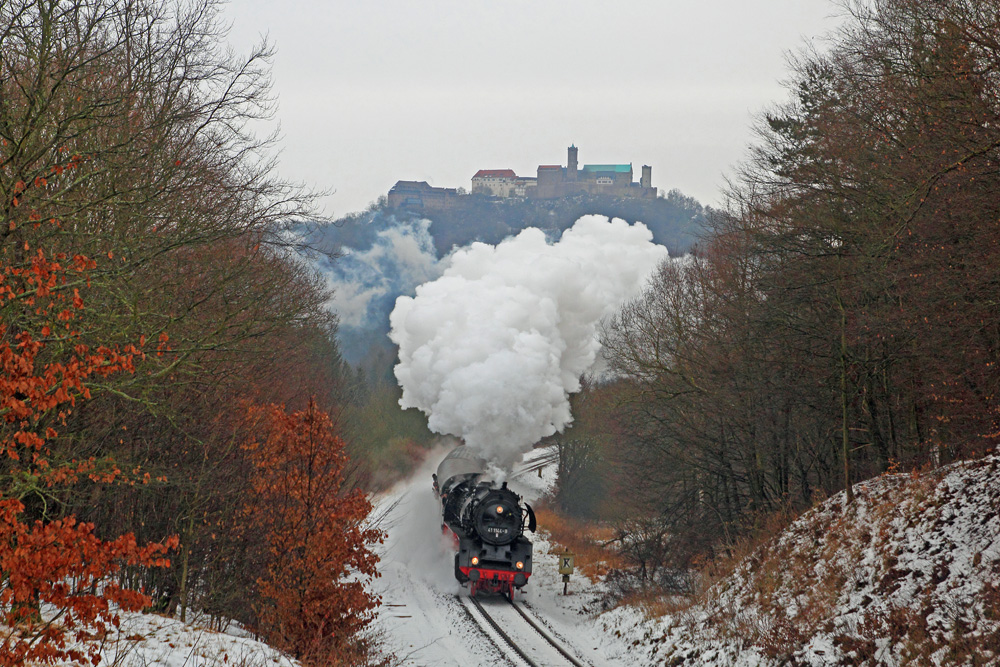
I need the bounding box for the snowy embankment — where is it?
[75,448,1000,667]
[602,454,1000,666]
[68,611,297,667]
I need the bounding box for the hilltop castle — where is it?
[388,145,655,211]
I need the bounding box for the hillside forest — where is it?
[301,187,707,370]
[0,1,400,665]
[549,0,1000,594]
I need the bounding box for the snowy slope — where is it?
[601,454,1000,666]
[61,610,300,667]
[65,449,999,667]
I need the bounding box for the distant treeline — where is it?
[325,189,707,259]
[298,188,707,373]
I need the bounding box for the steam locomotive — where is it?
[433,446,536,598]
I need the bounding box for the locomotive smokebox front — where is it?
[471,486,522,546]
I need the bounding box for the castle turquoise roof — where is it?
[581,164,632,173]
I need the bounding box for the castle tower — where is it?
[567,144,578,181]
[641,165,652,189]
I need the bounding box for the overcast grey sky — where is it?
[222,0,840,217]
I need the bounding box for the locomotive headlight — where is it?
[496,506,503,514]
[471,556,479,565]
[515,561,524,570]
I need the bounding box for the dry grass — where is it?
[534,505,625,582]
[626,504,804,622]
[629,478,917,655]
[688,468,969,662]
[589,460,1000,664]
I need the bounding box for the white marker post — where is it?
[557,550,575,595]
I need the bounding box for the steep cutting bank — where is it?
[602,454,1000,666]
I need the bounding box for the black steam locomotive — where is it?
[433,446,536,598]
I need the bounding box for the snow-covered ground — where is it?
[75,611,297,667]
[369,444,636,666]
[62,445,999,667]
[598,454,1000,666]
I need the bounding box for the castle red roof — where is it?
[473,169,517,179]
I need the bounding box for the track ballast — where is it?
[459,594,589,667]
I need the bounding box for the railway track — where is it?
[458,594,590,667]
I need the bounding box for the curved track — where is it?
[459,594,589,667]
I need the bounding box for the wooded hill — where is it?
[300,188,707,372]
[328,189,707,259]
[546,0,1000,605]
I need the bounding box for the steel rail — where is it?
[461,594,539,667]
[505,598,589,667]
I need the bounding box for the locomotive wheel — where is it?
[454,554,469,584]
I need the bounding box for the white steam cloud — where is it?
[389,215,668,472]
[324,218,441,328]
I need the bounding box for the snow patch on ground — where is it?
[73,449,998,667]
[74,611,298,667]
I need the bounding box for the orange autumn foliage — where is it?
[0,247,140,473]
[242,400,382,666]
[0,500,177,667]
[0,248,176,666]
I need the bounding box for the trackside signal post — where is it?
[558,550,575,595]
